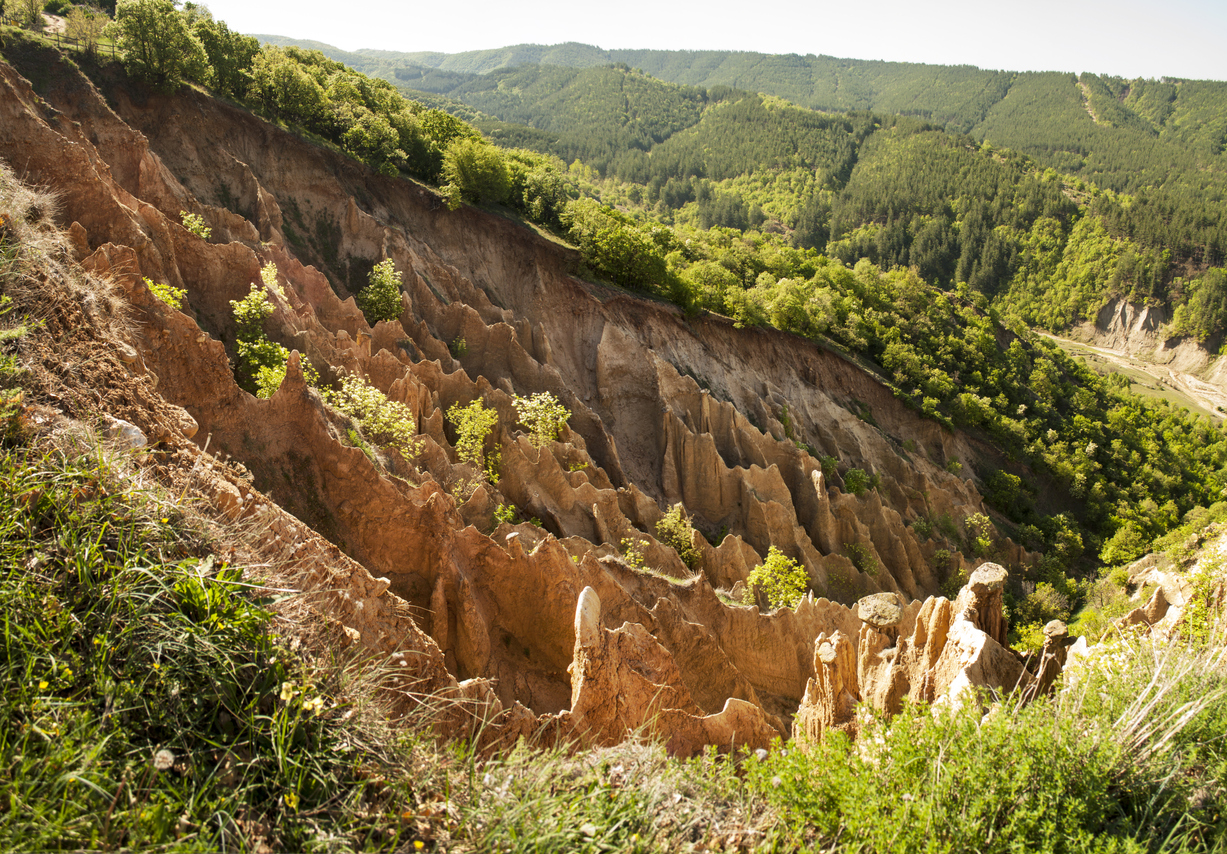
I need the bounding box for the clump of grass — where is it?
[458,739,779,853]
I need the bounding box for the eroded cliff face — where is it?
[0,47,1038,745]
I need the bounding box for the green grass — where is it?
[750,638,1227,852]
[0,431,420,851]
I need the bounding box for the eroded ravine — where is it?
[0,45,1039,745]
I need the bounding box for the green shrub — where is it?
[253,357,318,400]
[145,277,186,310]
[1011,582,1073,648]
[513,391,569,450]
[259,261,285,300]
[1180,558,1221,644]
[179,210,211,240]
[911,516,933,539]
[230,284,284,394]
[493,503,517,526]
[941,561,969,599]
[985,469,1028,519]
[934,512,960,541]
[945,458,963,475]
[446,399,500,482]
[356,258,403,325]
[843,467,871,496]
[965,512,994,557]
[108,0,208,92]
[1010,621,1048,654]
[450,335,467,358]
[747,546,809,610]
[229,280,316,398]
[324,372,421,463]
[655,503,700,570]
[843,541,878,576]
[744,671,1227,853]
[932,547,952,572]
[1100,521,1148,566]
[442,138,511,209]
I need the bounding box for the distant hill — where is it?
[255,38,1227,175]
[252,35,1227,324]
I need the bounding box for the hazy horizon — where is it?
[201,0,1227,83]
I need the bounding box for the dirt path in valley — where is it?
[1040,332,1227,418]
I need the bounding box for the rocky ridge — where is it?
[0,45,1045,750]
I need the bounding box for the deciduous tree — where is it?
[108,0,207,92]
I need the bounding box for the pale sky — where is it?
[202,0,1227,82]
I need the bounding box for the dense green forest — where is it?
[14,5,1227,615]
[262,37,1227,331]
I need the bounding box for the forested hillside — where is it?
[263,37,1227,335]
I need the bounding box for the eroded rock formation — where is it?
[0,46,1044,753]
[796,563,1042,745]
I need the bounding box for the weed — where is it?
[345,427,378,466]
[0,436,402,851]
[620,537,646,570]
[778,402,794,440]
[450,335,468,358]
